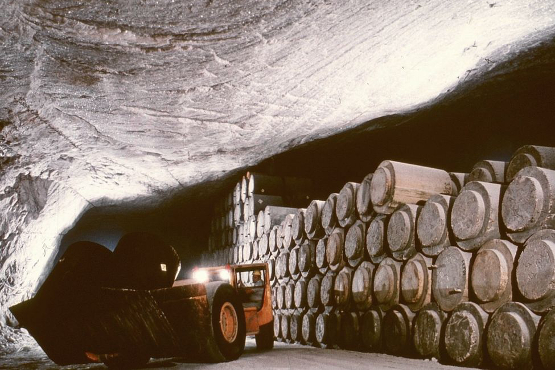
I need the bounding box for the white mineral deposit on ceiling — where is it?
[1,0,555,353]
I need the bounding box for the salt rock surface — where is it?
[1,0,555,353]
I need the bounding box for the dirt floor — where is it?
[0,338,475,370]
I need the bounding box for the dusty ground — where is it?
[0,339,474,370]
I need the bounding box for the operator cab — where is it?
[236,268,266,310]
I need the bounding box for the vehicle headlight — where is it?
[192,269,209,283]
[218,269,230,281]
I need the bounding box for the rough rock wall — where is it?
[1,0,555,352]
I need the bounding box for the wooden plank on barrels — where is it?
[352,261,375,311]
[373,257,402,311]
[299,240,317,278]
[361,308,384,352]
[294,278,308,309]
[537,308,555,370]
[326,227,346,272]
[320,272,335,307]
[432,246,472,312]
[486,302,540,370]
[338,312,360,350]
[401,253,432,312]
[366,214,389,264]
[336,182,360,228]
[305,200,325,240]
[412,303,447,360]
[264,206,299,233]
[502,167,555,243]
[449,172,468,195]
[315,311,339,348]
[387,204,421,261]
[357,173,375,222]
[345,220,367,268]
[471,239,517,313]
[370,160,456,214]
[315,237,329,274]
[334,266,353,311]
[321,193,339,235]
[444,302,489,367]
[383,304,416,356]
[302,311,317,345]
[506,145,555,182]
[291,208,307,245]
[468,160,508,184]
[416,194,455,257]
[451,181,502,251]
[515,229,555,313]
[307,274,323,310]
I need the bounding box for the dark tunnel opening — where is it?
[58,37,555,282]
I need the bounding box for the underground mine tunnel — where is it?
[2,0,555,369]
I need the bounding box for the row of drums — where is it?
[264,226,555,369]
[199,145,555,370]
[272,301,555,370]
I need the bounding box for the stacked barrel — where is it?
[204,172,313,268]
[202,144,555,370]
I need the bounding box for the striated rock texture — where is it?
[1,0,555,354]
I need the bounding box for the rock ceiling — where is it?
[1,0,555,351]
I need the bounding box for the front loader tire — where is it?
[208,283,246,361]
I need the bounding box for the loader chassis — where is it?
[9,234,270,368]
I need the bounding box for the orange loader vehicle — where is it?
[10,232,274,369]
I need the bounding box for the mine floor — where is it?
[1,339,475,370]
